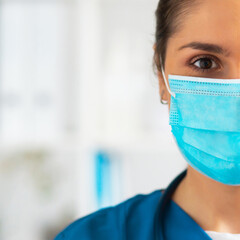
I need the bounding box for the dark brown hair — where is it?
[153,0,200,73]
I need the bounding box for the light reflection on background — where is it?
[0,0,186,239]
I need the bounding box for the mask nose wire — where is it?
[160,57,176,98]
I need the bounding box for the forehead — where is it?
[167,0,240,56]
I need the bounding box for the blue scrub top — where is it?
[54,189,212,240]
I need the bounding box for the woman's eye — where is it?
[193,57,218,69]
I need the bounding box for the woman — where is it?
[54,0,240,239]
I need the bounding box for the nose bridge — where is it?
[238,56,240,78]
[232,56,240,79]
[228,18,240,78]
[234,9,240,79]
[228,46,240,78]
[235,27,240,78]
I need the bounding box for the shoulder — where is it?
[54,189,163,240]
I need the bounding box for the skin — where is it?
[155,0,240,233]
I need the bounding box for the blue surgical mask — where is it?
[160,62,240,185]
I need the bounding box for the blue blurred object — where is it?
[94,150,112,209]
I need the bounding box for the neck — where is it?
[172,165,240,233]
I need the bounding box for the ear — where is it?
[153,44,167,101]
[153,43,156,51]
[158,69,171,110]
[153,44,171,108]
[157,69,168,102]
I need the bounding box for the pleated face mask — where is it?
[161,65,240,185]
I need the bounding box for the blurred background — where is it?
[0,0,186,239]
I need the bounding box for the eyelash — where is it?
[188,55,221,73]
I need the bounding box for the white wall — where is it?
[0,0,186,239]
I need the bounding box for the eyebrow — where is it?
[178,42,230,56]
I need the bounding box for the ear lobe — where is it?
[157,70,166,88]
[153,43,156,51]
[157,70,168,101]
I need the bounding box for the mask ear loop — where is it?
[160,57,176,98]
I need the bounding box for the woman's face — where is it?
[158,0,240,110]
